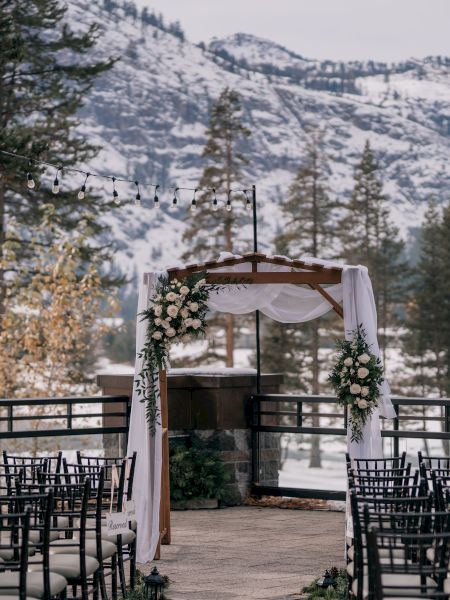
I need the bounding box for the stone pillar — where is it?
[97,369,284,504]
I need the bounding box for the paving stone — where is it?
[139,506,345,600]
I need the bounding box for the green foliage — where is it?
[403,199,450,396]
[340,140,407,353]
[182,87,251,367]
[302,569,348,600]
[0,0,120,295]
[169,435,228,503]
[328,327,384,442]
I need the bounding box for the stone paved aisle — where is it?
[140,506,345,600]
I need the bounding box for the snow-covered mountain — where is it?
[68,0,450,280]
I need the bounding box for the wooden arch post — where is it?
[154,252,344,559]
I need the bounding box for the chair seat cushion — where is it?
[30,555,99,580]
[352,574,436,599]
[50,538,116,559]
[0,571,67,598]
[86,527,136,545]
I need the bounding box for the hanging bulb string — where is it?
[1,149,254,195]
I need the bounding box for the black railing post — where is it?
[445,405,450,434]
[7,405,13,433]
[252,184,262,396]
[393,404,400,457]
[251,395,260,486]
[296,401,303,428]
[67,401,73,430]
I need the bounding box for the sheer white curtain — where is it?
[128,255,394,561]
[127,271,166,564]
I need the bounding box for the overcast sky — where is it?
[133,0,450,62]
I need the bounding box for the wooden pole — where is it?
[154,369,171,560]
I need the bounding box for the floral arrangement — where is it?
[135,271,228,433]
[328,326,384,443]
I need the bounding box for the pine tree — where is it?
[264,133,340,467]
[182,87,251,367]
[403,200,450,398]
[0,0,118,316]
[340,140,406,355]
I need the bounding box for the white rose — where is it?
[161,320,170,329]
[357,367,369,379]
[166,291,177,302]
[165,327,176,337]
[167,305,179,318]
[188,302,199,312]
[154,318,162,326]
[191,319,202,330]
[361,386,369,397]
[358,353,370,364]
[180,307,190,319]
[184,317,193,327]
[152,331,162,340]
[180,286,190,295]
[350,383,361,395]
[343,357,353,367]
[154,305,162,317]
[357,399,369,409]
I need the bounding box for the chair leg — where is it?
[99,567,109,600]
[111,554,118,600]
[93,572,99,600]
[129,540,136,589]
[117,545,127,598]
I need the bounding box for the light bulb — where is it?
[245,200,252,211]
[170,199,177,211]
[226,202,232,212]
[27,173,35,189]
[153,196,160,209]
[78,184,86,200]
[135,193,141,206]
[52,178,59,194]
[212,201,218,212]
[190,202,197,213]
[113,190,120,205]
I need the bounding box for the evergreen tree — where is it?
[340,140,406,355]
[403,200,449,396]
[0,0,118,315]
[263,133,340,467]
[182,87,251,367]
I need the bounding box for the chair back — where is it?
[0,508,31,600]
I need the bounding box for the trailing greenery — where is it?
[135,272,228,433]
[302,569,347,600]
[169,435,228,504]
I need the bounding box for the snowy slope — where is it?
[67,1,450,281]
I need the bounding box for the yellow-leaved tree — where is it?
[0,204,118,452]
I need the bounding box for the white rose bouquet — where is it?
[328,326,384,443]
[135,271,234,433]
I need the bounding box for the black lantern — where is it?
[143,566,165,599]
[317,569,336,589]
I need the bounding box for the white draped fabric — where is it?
[127,254,394,562]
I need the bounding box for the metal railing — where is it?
[0,395,129,440]
[250,394,450,501]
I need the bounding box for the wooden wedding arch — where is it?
[155,251,344,558]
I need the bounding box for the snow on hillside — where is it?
[66,1,450,284]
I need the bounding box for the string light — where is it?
[52,168,61,194]
[135,181,141,206]
[212,188,218,212]
[78,173,89,200]
[226,190,232,212]
[153,184,160,209]
[170,187,179,211]
[112,177,120,205]
[27,171,35,189]
[1,150,255,212]
[190,188,198,213]
[244,189,252,211]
